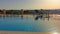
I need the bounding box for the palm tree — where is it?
[35,10,39,15]
[2,9,6,16]
[20,9,24,16]
[10,10,14,15]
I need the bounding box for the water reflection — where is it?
[21,15,23,19]
[35,15,50,21]
[0,15,50,21]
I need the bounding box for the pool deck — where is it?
[0,31,59,34]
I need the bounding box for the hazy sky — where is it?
[0,0,60,10]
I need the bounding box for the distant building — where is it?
[0,9,4,14]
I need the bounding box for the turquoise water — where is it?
[0,15,59,32]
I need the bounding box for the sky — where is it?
[0,0,60,10]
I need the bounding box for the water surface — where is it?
[0,15,60,32]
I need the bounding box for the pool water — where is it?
[0,15,60,32]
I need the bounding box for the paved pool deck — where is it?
[0,31,59,34]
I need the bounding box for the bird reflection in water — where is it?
[21,15,23,19]
[35,15,43,20]
[35,14,50,21]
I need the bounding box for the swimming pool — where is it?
[0,15,60,32]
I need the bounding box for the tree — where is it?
[10,10,14,15]
[20,9,24,15]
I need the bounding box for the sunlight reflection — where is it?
[53,32,58,34]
